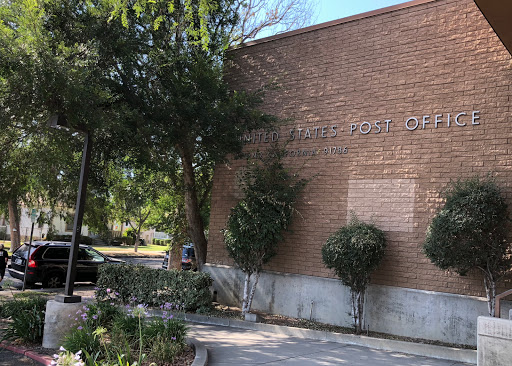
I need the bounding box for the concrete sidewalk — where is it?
[189,324,473,366]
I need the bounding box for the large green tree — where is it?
[108,0,275,269]
[1,0,277,267]
[0,0,138,246]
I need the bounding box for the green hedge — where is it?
[153,238,172,246]
[111,236,134,245]
[95,264,213,312]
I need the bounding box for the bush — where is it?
[61,301,188,365]
[95,264,213,312]
[153,238,172,246]
[223,146,307,315]
[423,176,511,316]
[322,215,386,334]
[111,236,134,245]
[1,293,49,343]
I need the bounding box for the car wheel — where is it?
[43,273,63,288]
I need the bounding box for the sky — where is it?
[315,0,410,24]
[254,0,411,40]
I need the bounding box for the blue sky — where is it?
[254,0,410,40]
[315,0,410,24]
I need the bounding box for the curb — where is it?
[187,338,208,366]
[0,341,53,365]
[181,313,477,365]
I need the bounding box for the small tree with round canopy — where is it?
[322,215,386,334]
[423,176,511,317]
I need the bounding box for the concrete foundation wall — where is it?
[477,317,512,366]
[205,264,512,346]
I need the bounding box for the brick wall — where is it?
[208,0,512,298]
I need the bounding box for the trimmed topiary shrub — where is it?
[95,264,213,312]
[322,215,386,334]
[423,176,511,316]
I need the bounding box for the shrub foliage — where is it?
[95,263,213,312]
[423,176,511,316]
[322,216,386,334]
[224,146,307,314]
[1,293,49,344]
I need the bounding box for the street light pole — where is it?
[48,115,92,303]
[61,131,92,302]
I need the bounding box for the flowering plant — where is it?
[51,347,85,366]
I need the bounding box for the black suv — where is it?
[8,241,123,288]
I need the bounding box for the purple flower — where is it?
[92,315,98,320]
[106,288,111,294]
[77,326,83,330]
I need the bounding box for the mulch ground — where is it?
[207,303,477,350]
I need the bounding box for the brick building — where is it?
[205,0,512,346]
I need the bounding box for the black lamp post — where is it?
[48,115,92,303]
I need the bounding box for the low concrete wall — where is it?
[42,300,84,349]
[204,264,512,346]
[477,316,512,366]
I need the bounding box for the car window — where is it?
[43,247,69,260]
[14,244,36,258]
[81,248,105,262]
[182,247,195,258]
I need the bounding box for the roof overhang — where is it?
[473,0,512,55]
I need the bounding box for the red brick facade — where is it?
[207,0,512,298]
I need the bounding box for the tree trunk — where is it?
[241,270,261,315]
[133,210,150,253]
[134,230,140,253]
[242,272,251,315]
[167,242,182,271]
[179,146,208,271]
[8,199,21,252]
[246,270,260,314]
[351,288,365,334]
[483,272,496,317]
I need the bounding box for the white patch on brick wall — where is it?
[347,179,415,232]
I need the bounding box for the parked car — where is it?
[8,241,124,288]
[161,244,197,271]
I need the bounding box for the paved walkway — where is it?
[0,349,39,366]
[189,324,473,366]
